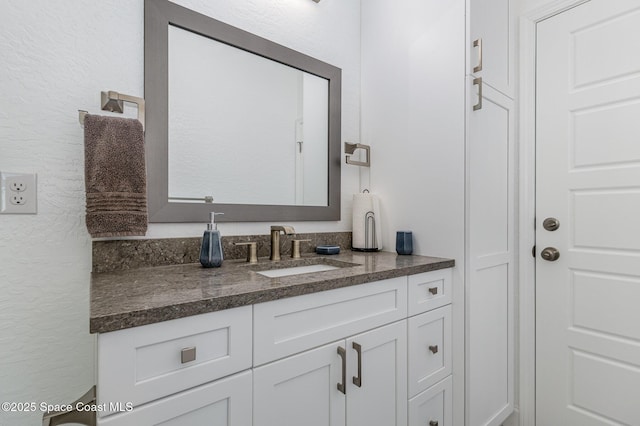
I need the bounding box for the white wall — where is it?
[0,1,360,424]
[361,0,465,257]
[361,0,466,423]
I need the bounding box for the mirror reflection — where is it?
[168,25,329,207]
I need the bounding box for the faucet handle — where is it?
[291,239,312,259]
[234,242,258,264]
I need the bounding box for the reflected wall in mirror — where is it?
[145,0,341,222]
[168,25,329,207]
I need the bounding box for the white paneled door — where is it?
[536,1,640,424]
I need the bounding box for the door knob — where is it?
[540,247,560,261]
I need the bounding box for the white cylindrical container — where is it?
[352,192,382,251]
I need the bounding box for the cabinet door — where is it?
[98,371,252,426]
[469,0,514,98]
[466,77,515,426]
[346,321,407,426]
[254,341,346,426]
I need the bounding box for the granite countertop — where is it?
[90,251,454,333]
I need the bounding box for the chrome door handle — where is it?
[473,77,483,111]
[473,38,483,73]
[541,247,560,262]
[543,217,560,231]
[352,342,362,387]
[337,346,346,394]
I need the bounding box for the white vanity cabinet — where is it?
[253,276,408,426]
[254,321,407,426]
[96,267,453,426]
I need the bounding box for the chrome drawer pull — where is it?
[429,345,439,354]
[181,346,196,364]
[473,77,483,111]
[428,287,438,295]
[337,346,347,394]
[352,342,362,387]
[473,38,483,73]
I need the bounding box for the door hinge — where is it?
[532,245,536,258]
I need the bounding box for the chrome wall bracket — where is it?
[344,142,371,167]
[78,90,146,131]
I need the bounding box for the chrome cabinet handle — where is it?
[352,342,362,387]
[473,38,483,73]
[337,346,346,394]
[429,345,439,354]
[473,77,483,111]
[429,421,439,426]
[428,287,438,295]
[181,346,196,364]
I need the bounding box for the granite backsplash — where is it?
[92,232,352,273]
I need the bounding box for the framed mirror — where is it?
[145,0,342,222]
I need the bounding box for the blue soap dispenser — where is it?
[200,212,224,268]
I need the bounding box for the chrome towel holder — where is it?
[78,91,146,131]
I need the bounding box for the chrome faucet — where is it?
[270,225,296,260]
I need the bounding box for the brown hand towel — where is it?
[84,114,148,238]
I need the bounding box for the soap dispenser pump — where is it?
[200,212,224,268]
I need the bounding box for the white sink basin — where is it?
[257,264,340,278]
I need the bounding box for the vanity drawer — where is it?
[97,306,252,416]
[408,268,452,316]
[408,305,452,397]
[99,370,252,426]
[253,276,407,365]
[408,376,452,426]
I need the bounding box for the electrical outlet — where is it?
[10,180,27,192]
[1,171,37,214]
[10,194,27,205]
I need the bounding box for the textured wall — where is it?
[0,0,360,424]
